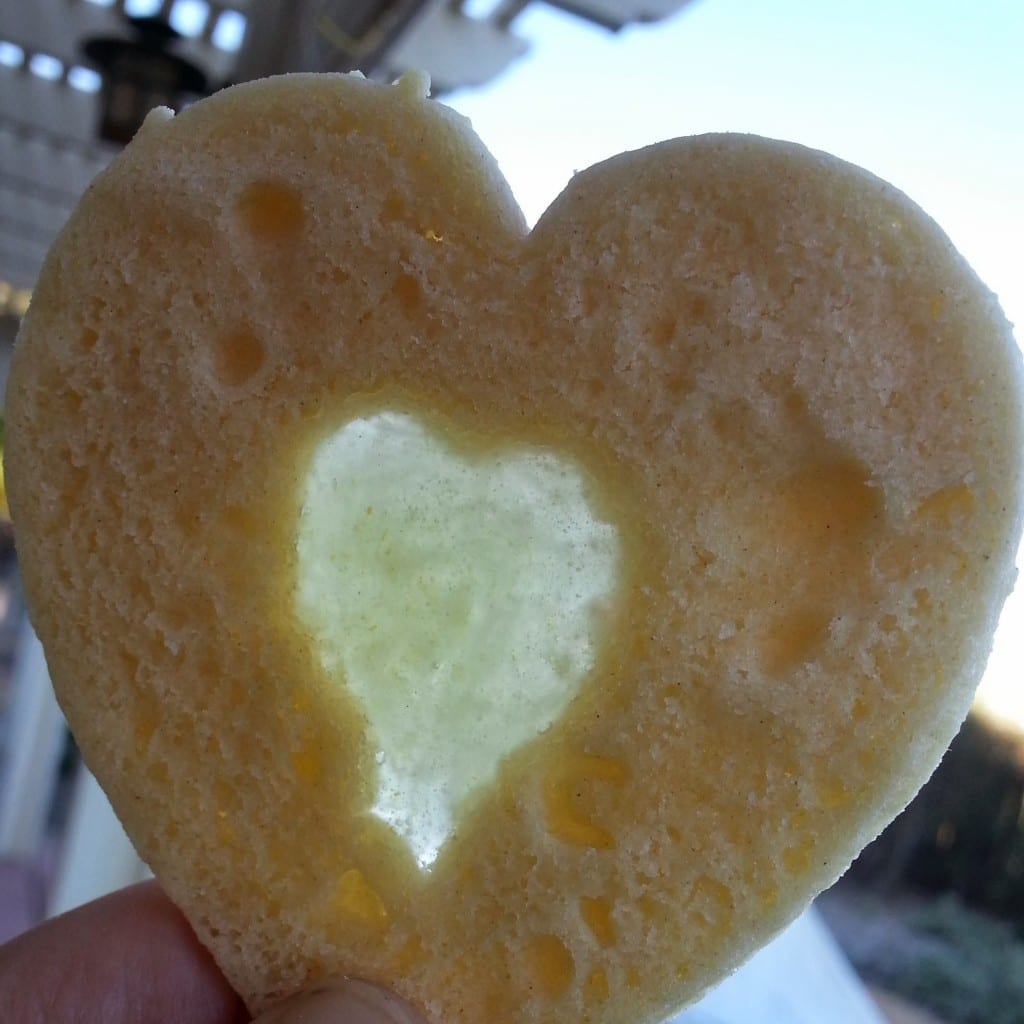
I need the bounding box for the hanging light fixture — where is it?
[82,16,209,146]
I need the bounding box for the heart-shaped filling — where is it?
[5,73,1022,1024]
[295,410,620,866]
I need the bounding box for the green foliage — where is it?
[881,896,1024,1024]
[848,714,1024,923]
[834,715,1024,1021]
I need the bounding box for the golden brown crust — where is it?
[6,73,1022,1021]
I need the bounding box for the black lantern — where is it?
[83,16,209,146]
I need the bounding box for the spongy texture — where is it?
[5,73,1023,1023]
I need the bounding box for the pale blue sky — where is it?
[448,0,1024,728]
[450,0,1022,321]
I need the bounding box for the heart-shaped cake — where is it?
[5,72,1023,1023]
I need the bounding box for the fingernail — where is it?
[251,978,427,1024]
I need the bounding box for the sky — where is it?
[447,0,1024,731]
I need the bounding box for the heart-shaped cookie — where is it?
[6,72,1023,1023]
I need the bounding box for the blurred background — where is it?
[0,2,1021,1022]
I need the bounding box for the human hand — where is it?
[0,881,422,1024]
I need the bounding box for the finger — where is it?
[0,879,247,1024]
[251,979,427,1024]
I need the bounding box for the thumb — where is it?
[250,979,427,1024]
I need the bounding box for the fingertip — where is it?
[250,979,428,1024]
